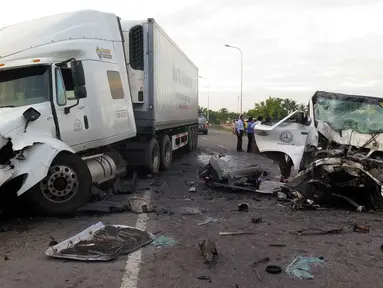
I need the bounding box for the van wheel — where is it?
[188,128,194,152]
[28,152,91,216]
[160,135,172,170]
[145,138,160,174]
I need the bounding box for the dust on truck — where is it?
[0,10,199,215]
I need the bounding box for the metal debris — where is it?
[219,231,255,236]
[199,239,218,264]
[126,196,153,213]
[251,217,262,224]
[45,222,155,261]
[198,217,218,226]
[188,187,197,192]
[353,223,370,233]
[290,227,343,236]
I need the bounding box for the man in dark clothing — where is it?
[246,117,254,152]
[236,115,244,151]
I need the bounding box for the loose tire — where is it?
[159,135,172,170]
[28,152,92,216]
[145,138,160,174]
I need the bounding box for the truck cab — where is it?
[0,10,137,215]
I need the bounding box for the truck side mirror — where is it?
[304,115,312,126]
[70,60,86,87]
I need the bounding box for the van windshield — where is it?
[314,92,383,134]
[0,65,50,108]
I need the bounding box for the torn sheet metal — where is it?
[45,222,155,261]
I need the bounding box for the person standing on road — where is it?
[246,117,254,152]
[236,115,245,151]
[250,116,263,153]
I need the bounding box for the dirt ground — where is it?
[0,129,383,288]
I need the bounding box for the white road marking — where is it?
[120,190,151,288]
[202,137,208,141]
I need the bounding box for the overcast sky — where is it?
[2,0,383,112]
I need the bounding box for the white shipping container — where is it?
[122,19,198,133]
[152,21,198,126]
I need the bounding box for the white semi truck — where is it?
[0,10,199,215]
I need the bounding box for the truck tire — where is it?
[192,127,198,150]
[188,128,194,152]
[145,138,160,174]
[160,135,172,170]
[28,152,91,216]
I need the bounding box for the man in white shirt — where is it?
[236,115,245,151]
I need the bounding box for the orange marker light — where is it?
[0,63,4,67]
[32,59,40,63]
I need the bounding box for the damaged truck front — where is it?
[253,91,383,210]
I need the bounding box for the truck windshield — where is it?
[314,94,383,134]
[0,65,50,108]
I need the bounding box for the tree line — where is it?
[199,97,307,124]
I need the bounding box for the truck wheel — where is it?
[145,138,160,174]
[160,135,172,170]
[29,152,91,216]
[188,128,194,152]
[193,127,198,150]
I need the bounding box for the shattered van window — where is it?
[0,65,50,108]
[314,92,383,134]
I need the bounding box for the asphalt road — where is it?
[1,129,383,288]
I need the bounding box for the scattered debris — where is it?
[179,207,202,215]
[266,265,282,274]
[198,157,277,194]
[333,194,364,212]
[198,217,218,226]
[187,181,196,186]
[285,256,325,279]
[238,203,249,212]
[152,236,177,247]
[269,244,286,247]
[126,196,153,213]
[198,276,211,281]
[45,222,155,261]
[291,227,343,236]
[188,187,197,193]
[78,200,128,214]
[251,217,262,224]
[353,223,370,233]
[4,255,9,261]
[199,239,218,263]
[252,257,270,267]
[219,231,255,236]
[380,244,383,252]
[49,236,58,247]
[153,230,162,235]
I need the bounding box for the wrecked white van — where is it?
[253,91,383,210]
